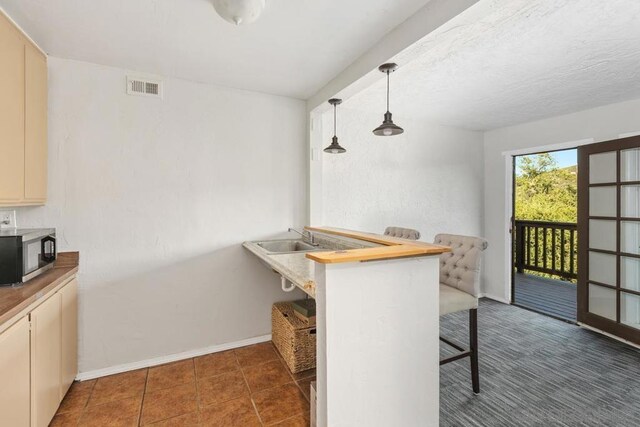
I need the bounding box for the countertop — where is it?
[0,252,79,332]
[243,232,381,298]
[304,227,450,264]
[242,244,317,296]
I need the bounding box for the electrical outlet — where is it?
[0,210,17,229]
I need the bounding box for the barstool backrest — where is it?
[384,226,421,240]
[434,234,488,298]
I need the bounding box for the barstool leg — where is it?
[469,308,480,394]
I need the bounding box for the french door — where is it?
[578,135,640,345]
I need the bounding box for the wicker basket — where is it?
[272,302,316,373]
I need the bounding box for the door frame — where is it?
[577,135,640,345]
[502,138,593,303]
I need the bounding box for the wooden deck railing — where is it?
[514,220,577,281]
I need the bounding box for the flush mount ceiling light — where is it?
[373,63,404,137]
[212,0,265,26]
[324,98,346,154]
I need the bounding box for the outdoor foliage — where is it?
[515,153,578,282]
[515,153,577,222]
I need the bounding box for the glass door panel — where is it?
[621,256,640,291]
[621,221,640,255]
[621,292,640,330]
[589,219,616,251]
[621,185,640,217]
[589,152,617,183]
[621,148,640,182]
[588,251,616,286]
[589,186,617,217]
[588,284,616,320]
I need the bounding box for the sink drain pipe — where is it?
[281,276,296,292]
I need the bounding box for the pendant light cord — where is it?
[386,71,390,113]
[334,103,337,137]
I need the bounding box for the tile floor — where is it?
[51,342,314,426]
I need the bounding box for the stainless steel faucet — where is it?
[288,227,318,245]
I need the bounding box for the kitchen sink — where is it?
[255,239,325,254]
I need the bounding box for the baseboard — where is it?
[479,293,510,304]
[578,323,640,350]
[76,334,272,381]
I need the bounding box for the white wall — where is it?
[16,57,307,374]
[320,107,484,243]
[483,98,640,301]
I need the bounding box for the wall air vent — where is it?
[126,76,163,98]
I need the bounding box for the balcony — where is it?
[513,220,578,321]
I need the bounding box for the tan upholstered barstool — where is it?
[435,234,488,394]
[384,226,421,240]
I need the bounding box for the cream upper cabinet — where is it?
[0,12,26,203]
[60,278,78,397]
[0,12,47,206]
[30,292,62,427]
[0,316,31,427]
[25,44,48,202]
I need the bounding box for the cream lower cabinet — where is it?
[0,317,31,427]
[0,276,77,427]
[60,278,78,397]
[30,292,62,427]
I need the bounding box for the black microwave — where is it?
[0,228,56,286]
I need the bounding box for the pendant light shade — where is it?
[212,0,265,26]
[324,136,346,154]
[324,98,346,154]
[373,63,404,136]
[373,112,404,136]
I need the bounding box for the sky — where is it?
[550,149,577,169]
[515,149,577,175]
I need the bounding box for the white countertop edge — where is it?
[242,241,316,297]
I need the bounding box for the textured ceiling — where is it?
[0,0,432,99]
[345,0,640,130]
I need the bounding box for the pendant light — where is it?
[373,63,404,136]
[324,98,346,154]
[212,0,265,26]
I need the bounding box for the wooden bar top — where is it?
[304,227,449,264]
[0,252,79,332]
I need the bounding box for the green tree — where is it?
[515,153,577,222]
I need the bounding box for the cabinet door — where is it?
[24,44,47,202]
[30,293,62,427]
[0,316,31,427]
[60,279,78,397]
[0,13,25,202]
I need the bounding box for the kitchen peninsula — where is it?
[245,227,449,427]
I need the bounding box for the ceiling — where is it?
[345,0,640,130]
[0,0,432,99]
